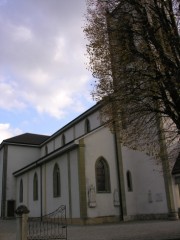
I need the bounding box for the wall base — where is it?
[67,216,121,225]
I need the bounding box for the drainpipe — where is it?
[1,145,8,218]
[113,132,127,221]
[40,165,43,220]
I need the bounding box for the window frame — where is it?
[33,172,38,201]
[95,157,111,193]
[85,118,91,133]
[53,163,61,198]
[61,134,66,146]
[19,179,23,203]
[126,170,133,192]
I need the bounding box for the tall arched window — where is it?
[95,157,110,193]
[85,119,91,133]
[33,172,38,201]
[53,163,60,197]
[19,179,23,203]
[61,134,66,146]
[126,170,133,192]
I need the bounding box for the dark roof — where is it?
[172,153,180,175]
[3,133,49,146]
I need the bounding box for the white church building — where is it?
[0,103,180,224]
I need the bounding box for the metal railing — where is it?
[27,205,67,240]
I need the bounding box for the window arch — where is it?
[95,157,110,193]
[19,179,23,203]
[53,163,60,197]
[33,172,38,201]
[61,134,66,146]
[126,170,133,192]
[85,118,91,133]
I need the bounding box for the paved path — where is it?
[0,219,180,240]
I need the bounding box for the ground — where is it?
[0,219,180,240]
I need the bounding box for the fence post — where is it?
[15,205,30,240]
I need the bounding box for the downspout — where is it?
[113,131,127,221]
[40,165,43,220]
[113,132,123,221]
[1,145,8,218]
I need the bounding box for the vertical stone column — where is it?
[78,139,87,223]
[15,205,29,240]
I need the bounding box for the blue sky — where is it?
[0,0,95,142]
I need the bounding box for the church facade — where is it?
[0,103,180,223]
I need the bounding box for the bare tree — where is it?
[84,0,180,161]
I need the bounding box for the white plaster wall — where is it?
[64,128,74,144]
[16,174,28,208]
[87,111,101,130]
[121,147,168,216]
[84,127,120,218]
[45,154,70,216]
[6,146,40,202]
[75,121,85,139]
[46,141,55,154]
[41,141,55,157]
[54,135,62,150]
[27,168,41,217]
[75,111,101,139]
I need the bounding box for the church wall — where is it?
[121,147,168,218]
[44,154,70,217]
[64,127,74,143]
[54,135,62,150]
[84,127,120,219]
[86,111,101,130]
[27,168,41,217]
[75,111,100,139]
[6,145,40,201]
[16,173,29,208]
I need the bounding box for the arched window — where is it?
[61,134,66,146]
[19,179,23,203]
[85,119,91,133]
[33,172,38,201]
[126,170,133,192]
[95,157,110,193]
[53,163,60,197]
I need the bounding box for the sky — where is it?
[0,0,95,143]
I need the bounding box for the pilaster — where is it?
[78,139,87,221]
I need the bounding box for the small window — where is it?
[127,170,133,192]
[45,145,48,155]
[53,163,61,197]
[33,172,38,201]
[85,119,91,133]
[61,134,66,146]
[19,179,23,203]
[95,157,110,193]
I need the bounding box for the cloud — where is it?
[0,0,93,119]
[0,77,26,110]
[0,123,22,143]
[12,25,33,42]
